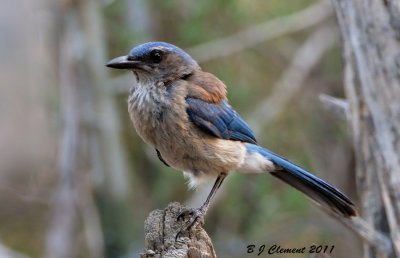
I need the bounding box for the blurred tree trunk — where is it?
[45,2,105,258]
[331,0,400,257]
[45,0,134,258]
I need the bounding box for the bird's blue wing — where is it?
[186,98,257,144]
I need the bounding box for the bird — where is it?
[106,42,357,235]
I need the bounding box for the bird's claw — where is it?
[176,209,195,221]
[175,208,205,241]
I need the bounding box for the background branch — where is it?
[187,0,332,63]
[0,240,29,258]
[319,94,349,119]
[327,213,393,257]
[108,0,333,94]
[249,25,337,135]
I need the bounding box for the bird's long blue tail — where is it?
[246,144,357,217]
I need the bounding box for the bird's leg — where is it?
[176,173,226,240]
[199,172,227,215]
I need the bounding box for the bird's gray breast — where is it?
[127,82,179,147]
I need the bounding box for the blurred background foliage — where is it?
[0,0,360,257]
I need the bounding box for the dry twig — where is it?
[319,94,349,119]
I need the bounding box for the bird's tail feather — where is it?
[249,144,357,217]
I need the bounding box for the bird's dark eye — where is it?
[149,50,163,63]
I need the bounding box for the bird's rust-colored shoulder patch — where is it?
[185,71,227,103]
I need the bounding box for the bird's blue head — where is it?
[106,42,200,82]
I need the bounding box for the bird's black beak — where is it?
[106,55,141,69]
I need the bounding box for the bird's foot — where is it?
[175,208,206,241]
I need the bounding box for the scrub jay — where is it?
[106,42,356,234]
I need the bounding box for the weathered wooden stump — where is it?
[140,202,217,258]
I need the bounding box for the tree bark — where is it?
[140,203,216,258]
[331,0,400,257]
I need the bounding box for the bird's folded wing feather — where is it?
[186,98,257,144]
[184,71,257,144]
